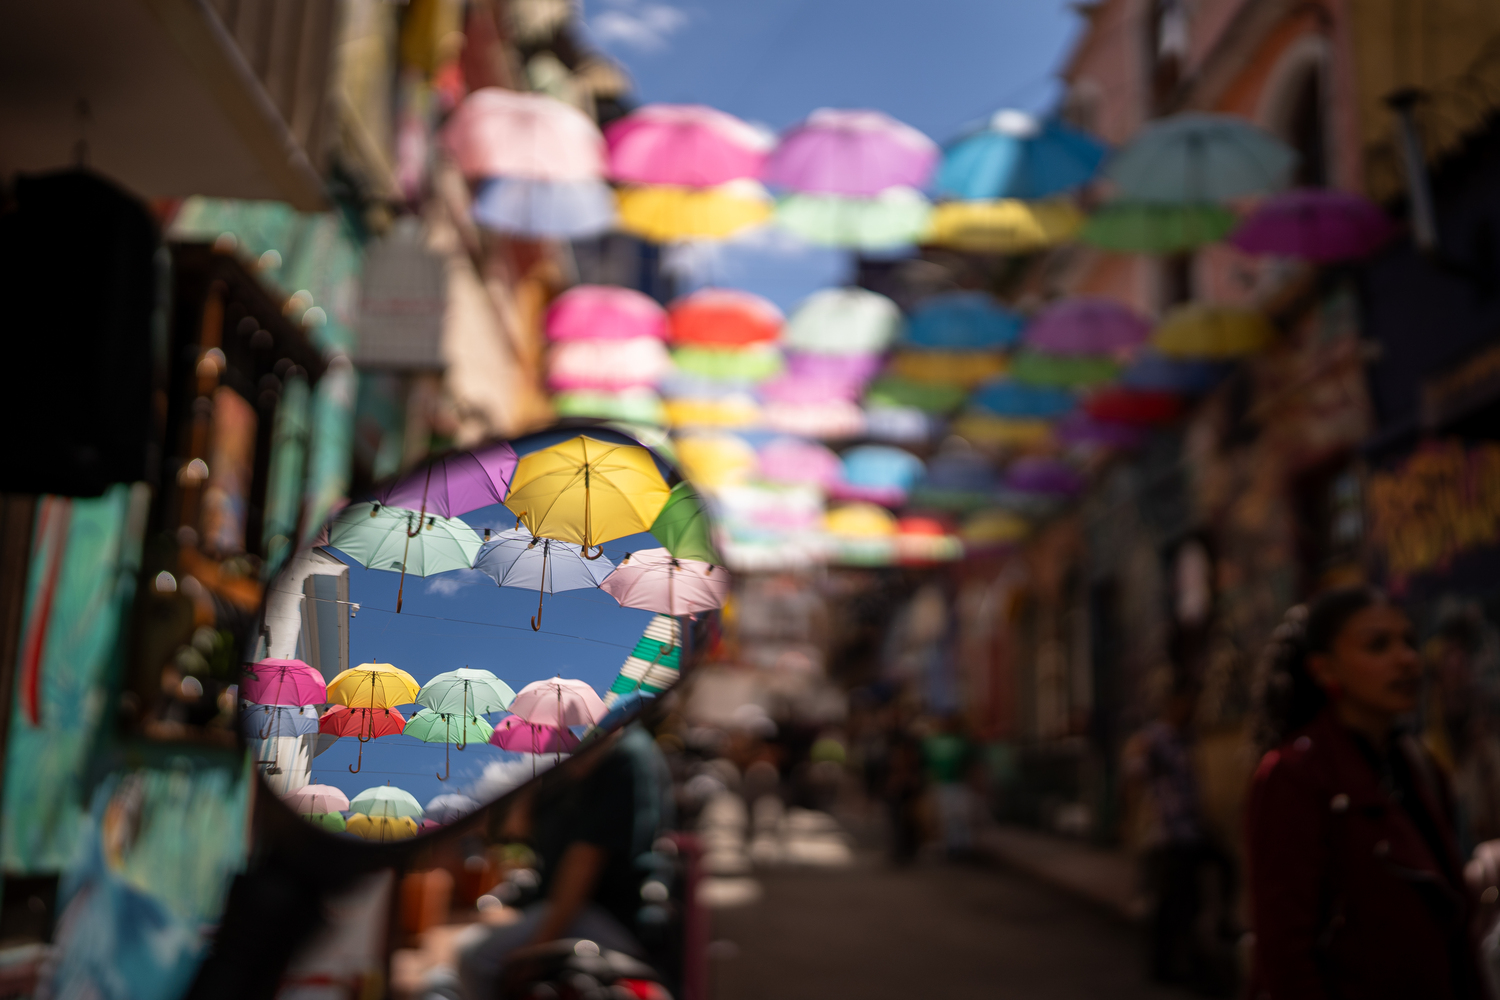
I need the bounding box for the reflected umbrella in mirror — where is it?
[473,529,615,630]
[601,548,730,616]
[325,663,419,773]
[371,442,518,519]
[415,667,516,747]
[346,813,419,842]
[326,503,485,612]
[240,658,327,707]
[318,705,407,774]
[241,704,318,774]
[648,482,722,566]
[405,709,496,781]
[604,615,682,707]
[280,783,350,816]
[350,784,424,820]
[508,677,607,729]
[425,793,481,825]
[504,436,672,559]
[490,716,581,774]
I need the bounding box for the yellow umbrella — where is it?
[663,396,762,429]
[504,436,672,557]
[924,198,1083,253]
[1152,303,1275,358]
[952,414,1055,448]
[674,432,757,489]
[824,503,899,538]
[327,662,421,709]
[888,350,1008,388]
[616,181,772,242]
[962,509,1031,546]
[345,813,419,842]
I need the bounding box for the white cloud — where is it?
[425,568,490,597]
[469,755,558,801]
[590,0,688,53]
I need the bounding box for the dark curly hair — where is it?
[1250,586,1389,752]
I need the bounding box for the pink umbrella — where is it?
[547,337,672,392]
[242,658,326,707]
[489,716,582,753]
[546,286,669,342]
[758,437,842,488]
[601,548,730,616]
[762,399,867,440]
[1004,457,1086,497]
[1229,188,1395,262]
[757,374,864,405]
[444,88,605,181]
[605,104,771,187]
[1024,298,1151,356]
[281,783,350,815]
[763,109,939,196]
[509,678,607,728]
[785,352,883,386]
[373,441,518,519]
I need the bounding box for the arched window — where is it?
[1259,36,1330,188]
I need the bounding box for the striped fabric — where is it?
[604,615,682,704]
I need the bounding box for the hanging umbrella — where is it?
[546,285,668,342]
[1005,457,1085,497]
[1009,351,1119,389]
[896,516,963,565]
[417,667,516,717]
[241,658,326,707]
[910,451,999,511]
[474,529,614,629]
[510,678,608,728]
[350,784,425,820]
[1085,388,1184,426]
[936,110,1107,201]
[1106,113,1296,202]
[833,445,925,506]
[825,503,899,567]
[1079,202,1238,254]
[670,345,783,383]
[774,188,932,249]
[505,435,672,556]
[674,432,758,489]
[783,288,903,356]
[762,398,867,440]
[282,783,351,816]
[241,703,319,743]
[764,108,938,196]
[923,199,1083,253]
[426,793,481,825]
[864,376,968,415]
[597,690,658,729]
[1229,188,1395,262]
[1056,413,1148,450]
[616,181,772,242]
[888,350,1008,389]
[650,482,722,565]
[758,437,842,488]
[1121,350,1233,394]
[406,709,496,781]
[601,549,730,616]
[662,226,854,314]
[328,663,421,708]
[951,414,1055,448]
[785,352,883,388]
[663,395,762,430]
[490,717,581,754]
[961,509,1031,548]
[905,292,1022,350]
[758,372,866,406]
[327,504,484,612]
[554,389,665,427]
[346,813,420,842]
[668,288,783,347]
[547,337,672,392]
[472,177,616,238]
[1024,298,1151,356]
[319,703,408,775]
[444,87,605,181]
[605,104,771,187]
[372,442,518,519]
[305,812,348,834]
[606,615,682,702]
[970,379,1076,419]
[1153,304,1275,358]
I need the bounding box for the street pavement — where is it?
[708,851,1187,1000]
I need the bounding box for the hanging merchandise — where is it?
[774,188,933,250]
[1152,303,1276,358]
[923,199,1084,253]
[1023,298,1151,356]
[763,108,939,196]
[616,180,773,242]
[444,88,606,181]
[471,177,616,238]
[546,337,672,392]
[935,110,1107,201]
[905,292,1023,350]
[1079,202,1238,254]
[668,288,783,347]
[546,285,669,342]
[1228,188,1395,262]
[1105,113,1296,202]
[605,104,772,187]
[782,288,903,356]
[1008,351,1119,389]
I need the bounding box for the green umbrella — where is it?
[671,346,783,382]
[774,189,931,249]
[328,502,484,613]
[302,811,347,833]
[350,784,424,820]
[1008,351,1119,389]
[417,667,515,731]
[1079,202,1237,254]
[649,482,722,565]
[864,376,968,415]
[405,709,497,781]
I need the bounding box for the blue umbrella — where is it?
[970,379,1076,419]
[662,226,855,314]
[1106,113,1296,203]
[473,177,617,239]
[905,292,1022,350]
[909,451,999,511]
[1120,351,1233,394]
[936,111,1107,201]
[241,703,319,741]
[595,691,657,733]
[841,446,925,493]
[474,528,615,630]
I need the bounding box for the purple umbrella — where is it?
[1024,298,1151,356]
[1055,413,1147,450]
[372,441,518,519]
[758,437,842,487]
[763,109,939,196]
[785,351,883,385]
[1229,188,1395,262]
[758,374,863,405]
[489,716,580,753]
[1004,457,1085,497]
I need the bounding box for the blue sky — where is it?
[580,0,1084,144]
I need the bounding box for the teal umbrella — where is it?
[350,785,424,820]
[774,188,931,249]
[327,502,484,612]
[1106,113,1296,202]
[405,709,496,781]
[1080,202,1237,254]
[782,287,903,355]
[416,668,516,731]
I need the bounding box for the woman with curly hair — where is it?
[1246,586,1484,999]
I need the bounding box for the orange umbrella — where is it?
[668,289,783,347]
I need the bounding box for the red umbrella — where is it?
[668,289,783,347]
[1085,388,1183,426]
[319,705,406,774]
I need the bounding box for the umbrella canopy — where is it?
[762,398,867,440]
[282,783,351,816]
[1009,351,1119,389]
[417,667,516,716]
[346,813,419,841]
[405,709,496,779]
[764,108,938,196]
[327,662,422,710]
[1056,413,1148,450]
[675,433,758,488]
[472,178,615,239]
[509,678,608,728]
[783,288,903,356]
[758,437,842,488]
[602,548,730,616]
[774,188,932,249]
[597,691,658,729]
[241,704,318,741]
[306,812,348,833]
[1005,457,1085,496]
[670,345,784,383]
[554,390,665,427]
[474,529,615,629]
[490,717,581,754]
[426,793,481,825]
[1079,202,1237,254]
[372,442,518,519]
[663,395,762,430]
[916,451,999,497]
[923,198,1083,253]
[1229,188,1394,262]
[650,482,722,565]
[952,413,1055,448]
[1121,350,1233,394]
[607,615,682,701]
[864,376,968,415]
[887,350,1007,389]
[319,704,407,739]
[605,104,770,187]
[662,226,854,314]
[962,509,1031,547]
[616,181,772,242]
[905,292,1022,350]
[241,658,325,707]
[546,337,672,392]
[1153,304,1275,358]
[445,88,605,181]
[1024,298,1151,356]
[546,285,668,343]
[351,785,424,820]
[505,435,672,554]
[757,373,865,406]
[1106,113,1296,202]
[668,289,783,347]
[1085,388,1184,426]
[970,379,1076,419]
[825,503,898,538]
[785,351,883,387]
[328,503,484,611]
[834,445,925,506]
[936,110,1107,201]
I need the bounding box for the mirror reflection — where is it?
[242,428,723,840]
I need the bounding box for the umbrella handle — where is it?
[457,691,469,751]
[583,544,605,561]
[437,741,450,781]
[349,740,363,774]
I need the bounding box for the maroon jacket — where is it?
[1246,709,1482,999]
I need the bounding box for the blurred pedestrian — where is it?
[923,715,977,860]
[1246,587,1484,999]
